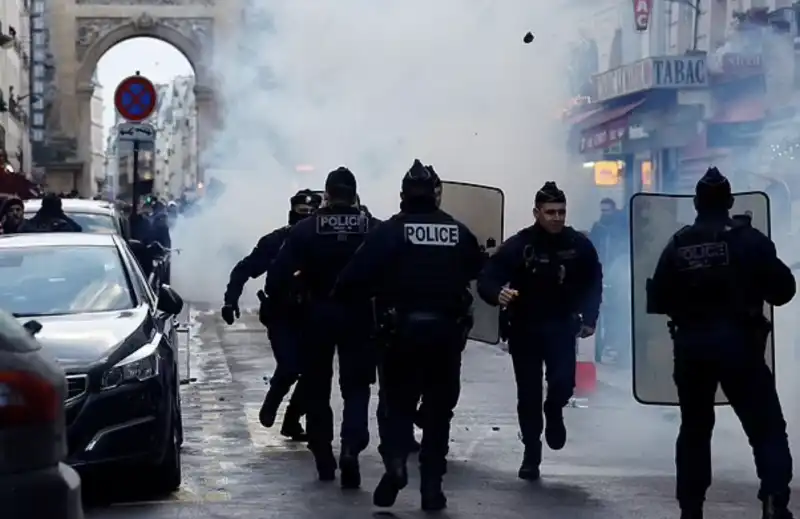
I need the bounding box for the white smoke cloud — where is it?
[172,0,596,304]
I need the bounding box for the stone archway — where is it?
[44,2,229,196]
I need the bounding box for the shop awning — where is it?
[578,99,646,153]
[565,107,603,126]
[710,95,765,124]
[578,99,646,129]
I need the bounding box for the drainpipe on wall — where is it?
[691,0,702,51]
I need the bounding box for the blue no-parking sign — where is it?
[114,74,157,122]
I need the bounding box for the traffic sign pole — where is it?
[131,140,140,220]
[114,72,157,225]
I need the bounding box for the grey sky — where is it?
[96,37,194,140]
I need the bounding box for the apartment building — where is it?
[152,75,198,199]
[89,71,105,193]
[0,0,32,175]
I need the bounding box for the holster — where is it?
[256,290,272,327]
[745,313,772,356]
[499,308,511,342]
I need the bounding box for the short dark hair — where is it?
[534,181,566,207]
[600,198,616,208]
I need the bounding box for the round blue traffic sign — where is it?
[114,75,157,122]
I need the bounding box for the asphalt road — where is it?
[83,309,800,519]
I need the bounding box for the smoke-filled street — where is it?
[80,308,794,519]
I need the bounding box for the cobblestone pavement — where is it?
[84,308,797,519]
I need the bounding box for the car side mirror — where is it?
[157,284,184,315]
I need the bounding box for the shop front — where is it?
[570,54,709,203]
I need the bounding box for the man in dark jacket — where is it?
[18,194,82,233]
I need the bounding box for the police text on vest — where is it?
[404,223,459,246]
[317,214,367,235]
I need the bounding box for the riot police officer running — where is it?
[647,168,795,519]
[266,167,379,489]
[221,189,321,439]
[333,159,485,511]
[477,181,602,481]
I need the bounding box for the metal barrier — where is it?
[176,303,194,385]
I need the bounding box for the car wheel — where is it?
[149,405,182,494]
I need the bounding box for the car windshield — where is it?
[0,245,135,317]
[23,210,117,234]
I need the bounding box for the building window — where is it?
[32,32,44,46]
[32,17,44,30]
[33,64,44,78]
[32,129,43,141]
[33,113,43,126]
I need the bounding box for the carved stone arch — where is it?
[69,13,219,195]
[75,16,211,89]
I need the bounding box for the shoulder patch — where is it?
[404,223,459,246]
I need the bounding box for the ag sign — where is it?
[633,0,652,31]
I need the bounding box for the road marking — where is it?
[243,404,306,451]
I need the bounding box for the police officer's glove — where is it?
[221,303,240,325]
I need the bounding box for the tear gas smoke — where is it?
[172,1,606,305]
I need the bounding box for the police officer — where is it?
[333,159,485,511]
[477,181,602,481]
[266,167,379,489]
[222,189,321,440]
[647,167,795,519]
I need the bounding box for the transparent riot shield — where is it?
[630,191,774,405]
[439,181,505,344]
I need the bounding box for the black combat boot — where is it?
[543,404,567,450]
[258,390,282,428]
[373,457,408,507]
[311,444,337,481]
[763,495,794,519]
[517,443,541,481]
[679,507,703,519]
[339,446,361,489]
[420,474,447,512]
[280,404,307,441]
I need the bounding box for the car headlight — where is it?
[101,343,160,390]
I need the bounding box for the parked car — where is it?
[0,309,84,518]
[23,198,171,290]
[0,232,185,494]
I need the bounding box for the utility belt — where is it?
[256,289,308,327]
[668,310,772,354]
[372,302,472,343]
[499,306,581,341]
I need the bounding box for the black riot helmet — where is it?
[402,159,438,200]
[288,189,322,225]
[694,167,733,213]
[325,166,358,206]
[425,164,443,207]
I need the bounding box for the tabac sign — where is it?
[593,56,707,103]
[633,0,652,31]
